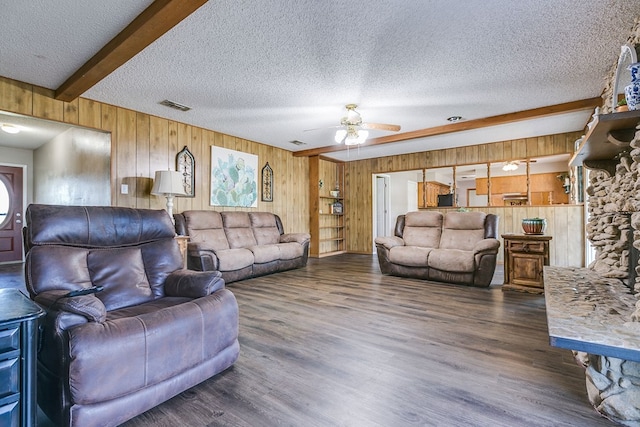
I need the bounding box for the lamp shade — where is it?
[151,170,186,196]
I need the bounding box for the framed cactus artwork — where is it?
[210,146,258,207]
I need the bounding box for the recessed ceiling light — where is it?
[447,116,463,122]
[1,124,20,134]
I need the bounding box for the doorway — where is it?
[0,165,24,263]
[374,175,390,249]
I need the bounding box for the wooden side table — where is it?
[0,289,44,427]
[502,234,552,294]
[175,235,190,269]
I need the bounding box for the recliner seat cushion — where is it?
[183,211,230,251]
[439,211,486,251]
[249,244,280,264]
[88,248,152,310]
[215,248,254,271]
[27,239,181,311]
[389,246,432,267]
[428,248,475,272]
[277,242,304,260]
[67,291,238,404]
[222,212,258,248]
[402,211,443,248]
[249,212,281,245]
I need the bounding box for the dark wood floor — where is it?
[0,255,614,426]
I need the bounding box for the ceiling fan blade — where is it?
[303,125,342,132]
[361,122,401,132]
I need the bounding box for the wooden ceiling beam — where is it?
[55,0,208,102]
[293,97,602,157]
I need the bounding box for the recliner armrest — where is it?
[164,269,225,298]
[34,290,107,323]
[186,243,220,271]
[473,238,500,254]
[280,233,310,245]
[375,236,405,250]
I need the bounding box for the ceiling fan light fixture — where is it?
[344,129,368,146]
[334,129,347,143]
[502,161,519,171]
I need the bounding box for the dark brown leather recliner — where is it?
[24,204,239,427]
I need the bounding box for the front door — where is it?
[0,165,24,263]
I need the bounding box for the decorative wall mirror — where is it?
[0,110,111,206]
[612,43,639,110]
[421,167,453,207]
[454,164,488,207]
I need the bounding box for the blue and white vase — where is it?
[625,82,640,111]
[629,62,640,83]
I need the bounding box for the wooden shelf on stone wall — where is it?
[570,110,640,175]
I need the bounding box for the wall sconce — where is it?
[151,170,186,222]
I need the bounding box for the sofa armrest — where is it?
[375,236,405,250]
[187,242,220,271]
[34,290,107,323]
[280,233,310,245]
[164,269,225,297]
[473,238,500,254]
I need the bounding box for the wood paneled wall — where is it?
[0,76,309,234]
[420,206,584,267]
[345,131,583,263]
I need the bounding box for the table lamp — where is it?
[151,170,186,222]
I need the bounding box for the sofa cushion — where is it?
[26,239,181,311]
[249,212,281,245]
[402,211,443,248]
[428,248,475,272]
[215,248,254,271]
[25,204,174,248]
[68,292,237,404]
[249,244,280,264]
[389,246,432,267]
[277,242,305,260]
[88,248,153,311]
[222,212,258,248]
[439,212,486,251]
[183,211,230,251]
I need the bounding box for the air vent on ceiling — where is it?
[159,99,191,112]
[289,140,307,146]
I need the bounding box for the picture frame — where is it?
[176,146,195,197]
[262,162,273,202]
[210,146,258,207]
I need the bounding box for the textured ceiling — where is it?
[0,1,638,161]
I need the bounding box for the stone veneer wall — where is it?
[578,19,640,427]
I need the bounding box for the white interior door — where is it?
[375,175,390,239]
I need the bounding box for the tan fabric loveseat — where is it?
[174,211,310,284]
[375,211,500,287]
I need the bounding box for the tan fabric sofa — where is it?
[375,211,500,287]
[174,211,310,283]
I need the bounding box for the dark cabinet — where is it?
[0,289,44,427]
[502,234,552,294]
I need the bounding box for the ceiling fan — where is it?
[307,104,401,146]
